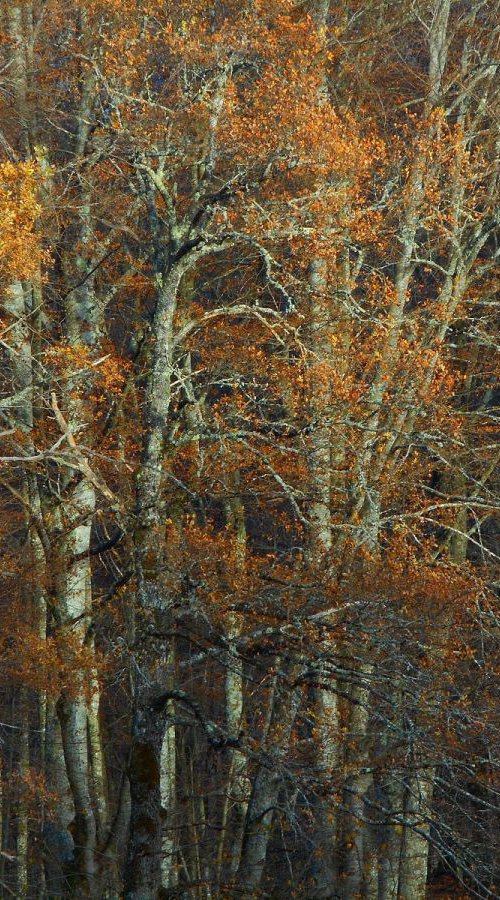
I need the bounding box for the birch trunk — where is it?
[52,53,109,885]
[223,646,249,877]
[87,650,109,847]
[4,12,105,891]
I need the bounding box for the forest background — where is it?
[0,1,499,898]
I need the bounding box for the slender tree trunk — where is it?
[125,246,227,896]
[160,645,178,893]
[342,664,374,900]
[44,700,76,897]
[223,640,250,878]
[125,263,182,899]
[379,778,404,900]
[53,476,98,897]
[124,695,171,900]
[398,772,434,900]
[87,652,109,847]
[378,684,405,900]
[16,689,30,900]
[219,484,250,881]
[7,3,32,158]
[307,251,341,900]
[236,670,302,896]
[2,275,47,890]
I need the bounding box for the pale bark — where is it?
[57,698,97,895]
[54,478,98,896]
[124,698,171,900]
[378,782,404,900]
[398,772,434,900]
[16,689,29,900]
[3,13,105,891]
[382,15,452,895]
[125,262,183,899]
[428,0,451,104]
[378,684,405,900]
[341,11,454,897]
[88,653,109,845]
[342,664,374,900]
[219,485,250,880]
[48,48,110,884]
[51,349,100,894]
[348,0,453,544]
[125,237,234,895]
[160,646,178,893]
[310,681,340,897]
[44,701,76,898]
[223,647,250,878]
[304,10,351,889]
[236,672,302,895]
[7,4,31,158]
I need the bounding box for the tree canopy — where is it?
[0,2,499,898]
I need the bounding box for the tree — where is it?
[0,1,498,898]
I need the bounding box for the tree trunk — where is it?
[124,694,171,900]
[43,700,76,897]
[398,772,434,900]
[236,670,302,896]
[342,664,374,900]
[125,262,182,898]
[220,485,250,880]
[16,689,29,900]
[160,646,178,894]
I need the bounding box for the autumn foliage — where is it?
[0,1,499,898]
